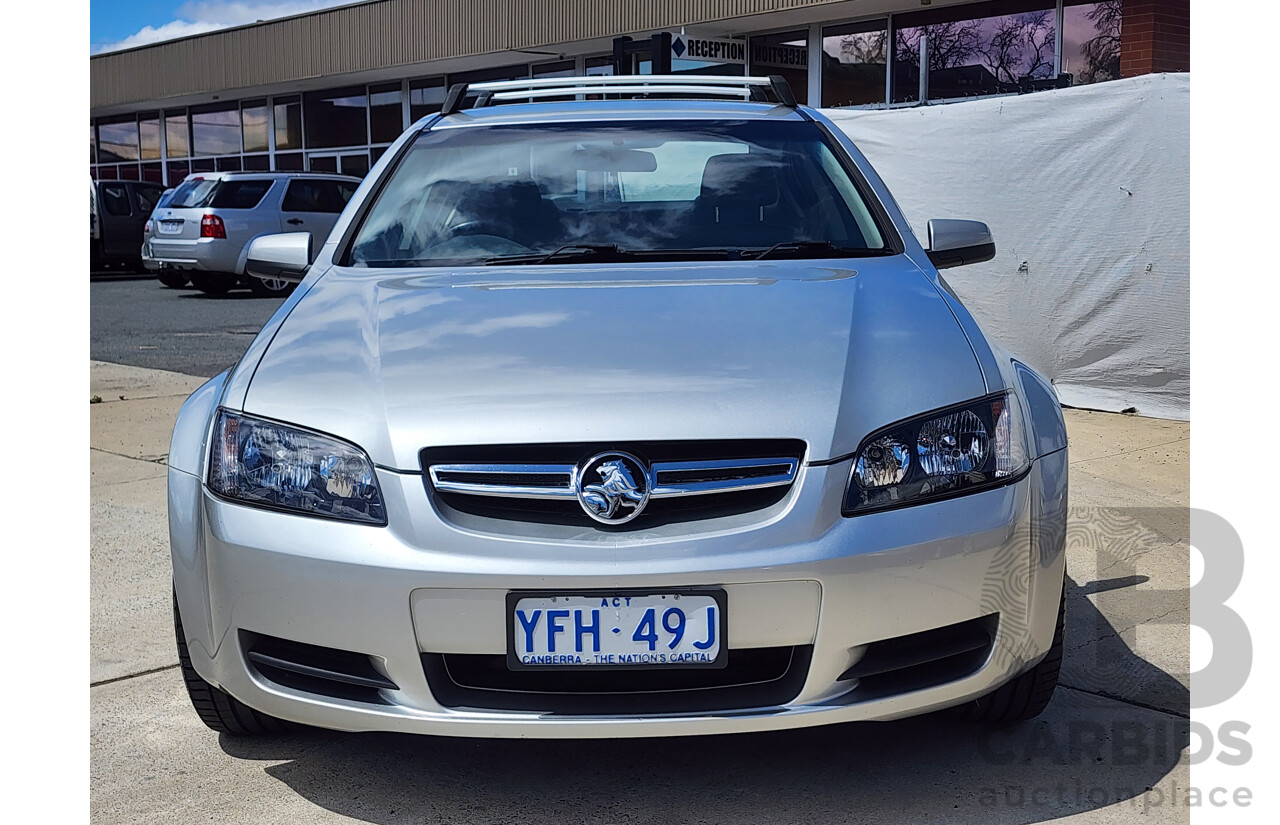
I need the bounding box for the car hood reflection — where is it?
[242,260,988,469]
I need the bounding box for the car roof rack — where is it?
[439,74,797,116]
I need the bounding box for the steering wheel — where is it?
[446,220,514,240]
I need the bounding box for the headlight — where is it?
[844,392,1030,516]
[208,410,386,525]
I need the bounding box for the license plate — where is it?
[158,220,183,234]
[508,590,725,669]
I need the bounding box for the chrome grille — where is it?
[429,457,798,500]
[422,440,806,528]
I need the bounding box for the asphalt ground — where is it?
[90,272,286,378]
[89,276,1195,823]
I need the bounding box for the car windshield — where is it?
[348,120,890,267]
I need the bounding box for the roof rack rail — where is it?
[439,74,797,116]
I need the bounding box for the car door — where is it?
[97,182,135,259]
[279,178,359,257]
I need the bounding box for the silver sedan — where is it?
[168,75,1068,739]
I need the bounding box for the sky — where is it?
[90,0,362,53]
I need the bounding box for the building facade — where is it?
[89,0,1189,186]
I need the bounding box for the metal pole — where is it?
[807,22,822,107]
[918,31,929,104]
[1053,0,1064,76]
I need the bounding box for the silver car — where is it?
[142,171,360,295]
[168,76,1068,739]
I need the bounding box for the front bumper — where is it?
[170,449,1067,738]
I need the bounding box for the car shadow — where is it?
[218,573,1189,824]
[177,290,284,301]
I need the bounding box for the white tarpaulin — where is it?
[823,73,1189,420]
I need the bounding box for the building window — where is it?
[304,86,368,149]
[892,0,1057,104]
[274,96,303,150]
[242,100,270,153]
[533,60,576,78]
[191,103,241,155]
[97,117,139,163]
[822,20,889,107]
[586,56,614,76]
[750,30,809,105]
[243,154,270,171]
[409,77,446,121]
[369,83,405,144]
[165,111,189,158]
[90,124,97,164]
[141,163,164,183]
[139,115,162,160]
[1063,1,1121,84]
[167,160,190,182]
[275,152,304,171]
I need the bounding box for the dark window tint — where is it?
[210,180,274,209]
[283,179,357,213]
[822,20,889,106]
[242,100,270,153]
[750,31,809,105]
[274,96,302,150]
[167,160,191,183]
[409,78,445,121]
[891,0,1056,103]
[135,185,165,214]
[101,184,132,216]
[141,164,164,184]
[309,155,338,173]
[192,103,241,155]
[243,154,270,171]
[303,86,367,148]
[97,118,139,162]
[275,152,304,171]
[369,82,404,143]
[341,153,370,178]
[1063,1,1122,84]
[168,177,220,208]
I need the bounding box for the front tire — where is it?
[958,582,1065,724]
[190,272,235,295]
[174,592,286,736]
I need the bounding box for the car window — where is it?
[168,178,220,209]
[101,184,132,217]
[282,179,356,213]
[135,186,164,215]
[348,120,890,267]
[210,180,274,209]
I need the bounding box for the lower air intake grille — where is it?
[242,631,397,705]
[423,646,812,715]
[839,615,997,701]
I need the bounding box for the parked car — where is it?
[169,75,1068,739]
[90,178,167,271]
[141,171,360,296]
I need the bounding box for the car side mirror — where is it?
[246,233,312,283]
[926,219,995,270]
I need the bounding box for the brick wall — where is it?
[1120,0,1190,77]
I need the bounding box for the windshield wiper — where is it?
[483,244,627,266]
[752,241,894,260]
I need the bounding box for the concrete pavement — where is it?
[90,360,1193,824]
